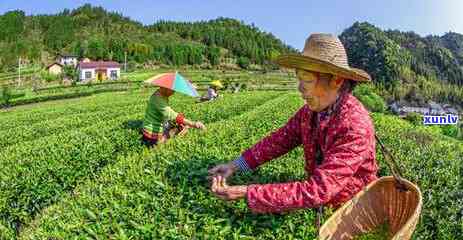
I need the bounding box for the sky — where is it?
[0,0,462,50]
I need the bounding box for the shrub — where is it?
[440,124,461,140]
[63,65,78,81]
[404,112,422,125]
[0,85,12,107]
[1,89,461,239]
[237,56,250,69]
[353,84,387,113]
[0,86,24,107]
[19,96,463,240]
[39,70,60,82]
[0,91,282,238]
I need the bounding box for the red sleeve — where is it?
[246,128,374,214]
[241,107,305,170]
[176,113,185,125]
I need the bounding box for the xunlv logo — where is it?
[423,114,459,125]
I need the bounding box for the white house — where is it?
[390,100,459,116]
[57,54,79,67]
[77,61,121,82]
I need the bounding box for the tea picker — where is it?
[141,71,206,147]
[199,80,223,102]
[208,33,421,239]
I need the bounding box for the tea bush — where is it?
[404,112,422,125]
[21,95,463,240]
[0,91,280,238]
[0,90,461,239]
[354,84,387,113]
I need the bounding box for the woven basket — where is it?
[319,176,422,240]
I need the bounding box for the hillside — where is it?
[0,4,296,72]
[1,6,463,109]
[340,22,463,106]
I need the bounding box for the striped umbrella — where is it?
[144,71,199,97]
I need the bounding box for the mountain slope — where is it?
[0,4,296,71]
[340,22,463,106]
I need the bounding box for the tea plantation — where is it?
[0,90,461,239]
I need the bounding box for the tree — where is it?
[63,65,77,81]
[87,37,107,60]
[0,10,25,42]
[206,46,220,66]
[44,15,75,51]
[237,56,250,69]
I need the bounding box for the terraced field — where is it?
[0,90,461,239]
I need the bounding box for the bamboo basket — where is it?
[318,134,423,240]
[319,176,422,240]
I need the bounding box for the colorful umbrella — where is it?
[144,71,199,97]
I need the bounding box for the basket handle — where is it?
[374,134,409,191]
[328,134,411,227]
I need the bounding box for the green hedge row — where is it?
[0,91,281,238]
[20,93,309,240]
[19,95,463,240]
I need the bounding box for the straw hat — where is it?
[276,33,371,82]
[210,80,223,88]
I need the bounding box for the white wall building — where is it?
[57,54,79,67]
[77,61,121,82]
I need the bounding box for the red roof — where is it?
[46,62,63,69]
[78,61,120,69]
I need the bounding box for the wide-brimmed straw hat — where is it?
[276,33,371,82]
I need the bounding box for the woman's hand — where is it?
[184,119,206,130]
[194,121,206,130]
[211,175,247,201]
[208,161,238,179]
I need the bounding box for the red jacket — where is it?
[241,92,378,214]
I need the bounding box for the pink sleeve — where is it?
[246,129,373,214]
[241,108,305,170]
